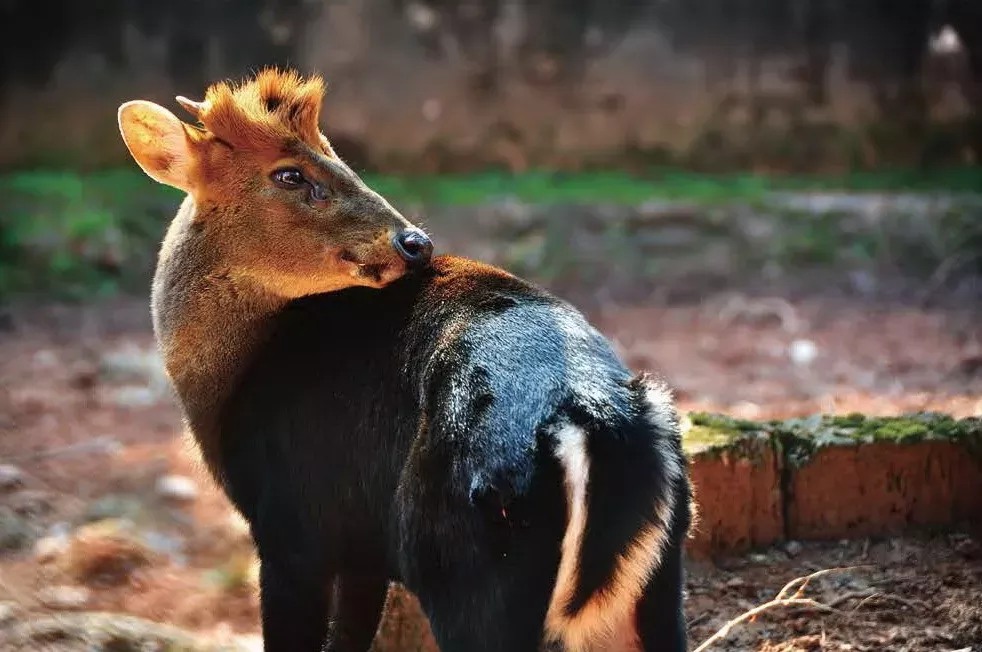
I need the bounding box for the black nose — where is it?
[393,229,433,267]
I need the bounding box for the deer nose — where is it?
[393,229,433,268]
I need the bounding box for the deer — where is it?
[116,68,692,652]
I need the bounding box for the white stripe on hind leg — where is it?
[543,423,592,649]
[543,381,683,651]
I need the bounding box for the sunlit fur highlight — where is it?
[543,379,683,652]
[189,68,332,155]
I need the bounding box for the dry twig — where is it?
[693,566,870,652]
[692,598,836,652]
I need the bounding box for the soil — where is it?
[1,288,980,651]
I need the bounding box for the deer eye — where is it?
[271,168,306,188]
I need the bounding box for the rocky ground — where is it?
[1,279,980,650]
[3,187,982,650]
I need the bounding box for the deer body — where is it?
[119,69,691,652]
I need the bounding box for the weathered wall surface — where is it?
[1,0,980,172]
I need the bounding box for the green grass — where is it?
[2,165,979,212]
[0,170,181,298]
[1,165,979,298]
[363,166,982,206]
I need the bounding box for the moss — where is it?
[682,412,768,464]
[689,411,760,433]
[680,411,982,469]
[773,413,982,468]
[682,426,741,455]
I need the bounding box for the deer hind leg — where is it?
[256,552,333,652]
[634,536,687,652]
[324,571,390,652]
[634,476,692,652]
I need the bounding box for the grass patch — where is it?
[1,166,979,299]
[0,170,181,299]
[363,166,982,206]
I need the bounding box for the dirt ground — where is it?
[1,289,980,651]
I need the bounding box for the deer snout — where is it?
[392,229,433,269]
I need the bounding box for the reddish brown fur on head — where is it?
[118,67,431,300]
[187,68,330,156]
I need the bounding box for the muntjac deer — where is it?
[117,68,691,652]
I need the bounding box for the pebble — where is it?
[234,635,265,652]
[0,601,17,626]
[725,576,745,587]
[784,540,803,557]
[156,475,199,502]
[32,350,58,368]
[34,533,71,563]
[99,344,167,385]
[789,339,819,366]
[109,386,162,409]
[141,529,187,565]
[37,585,90,610]
[0,506,35,551]
[83,494,144,523]
[0,464,23,491]
[731,401,762,420]
[8,489,52,517]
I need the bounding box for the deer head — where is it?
[118,68,432,300]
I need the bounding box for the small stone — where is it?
[0,601,17,625]
[37,585,90,610]
[749,553,769,564]
[34,533,70,563]
[789,339,818,366]
[849,270,878,295]
[141,530,185,559]
[9,489,53,517]
[421,98,442,122]
[109,386,160,409]
[731,401,761,420]
[33,350,58,368]
[82,494,144,523]
[0,464,23,491]
[156,475,198,502]
[784,540,803,557]
[405,1,438,31]
[952,534,980,558]
[99,343,166,384]
[0,506,36,551]
[234,634,265,652]
[725,576,745,587]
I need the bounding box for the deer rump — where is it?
[217,256,688,652]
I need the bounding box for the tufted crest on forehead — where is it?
[190,68,330,153]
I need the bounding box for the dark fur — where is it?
[201,255,690,652]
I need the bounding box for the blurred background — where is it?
[1,1,981,650]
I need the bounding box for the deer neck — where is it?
[150,196,285,459]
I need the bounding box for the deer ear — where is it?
[118,100,196,192]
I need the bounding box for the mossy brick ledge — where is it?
[681,412,982,556]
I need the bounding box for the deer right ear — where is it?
[117,100,196,192]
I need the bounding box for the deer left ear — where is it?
[117,100,197,192]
